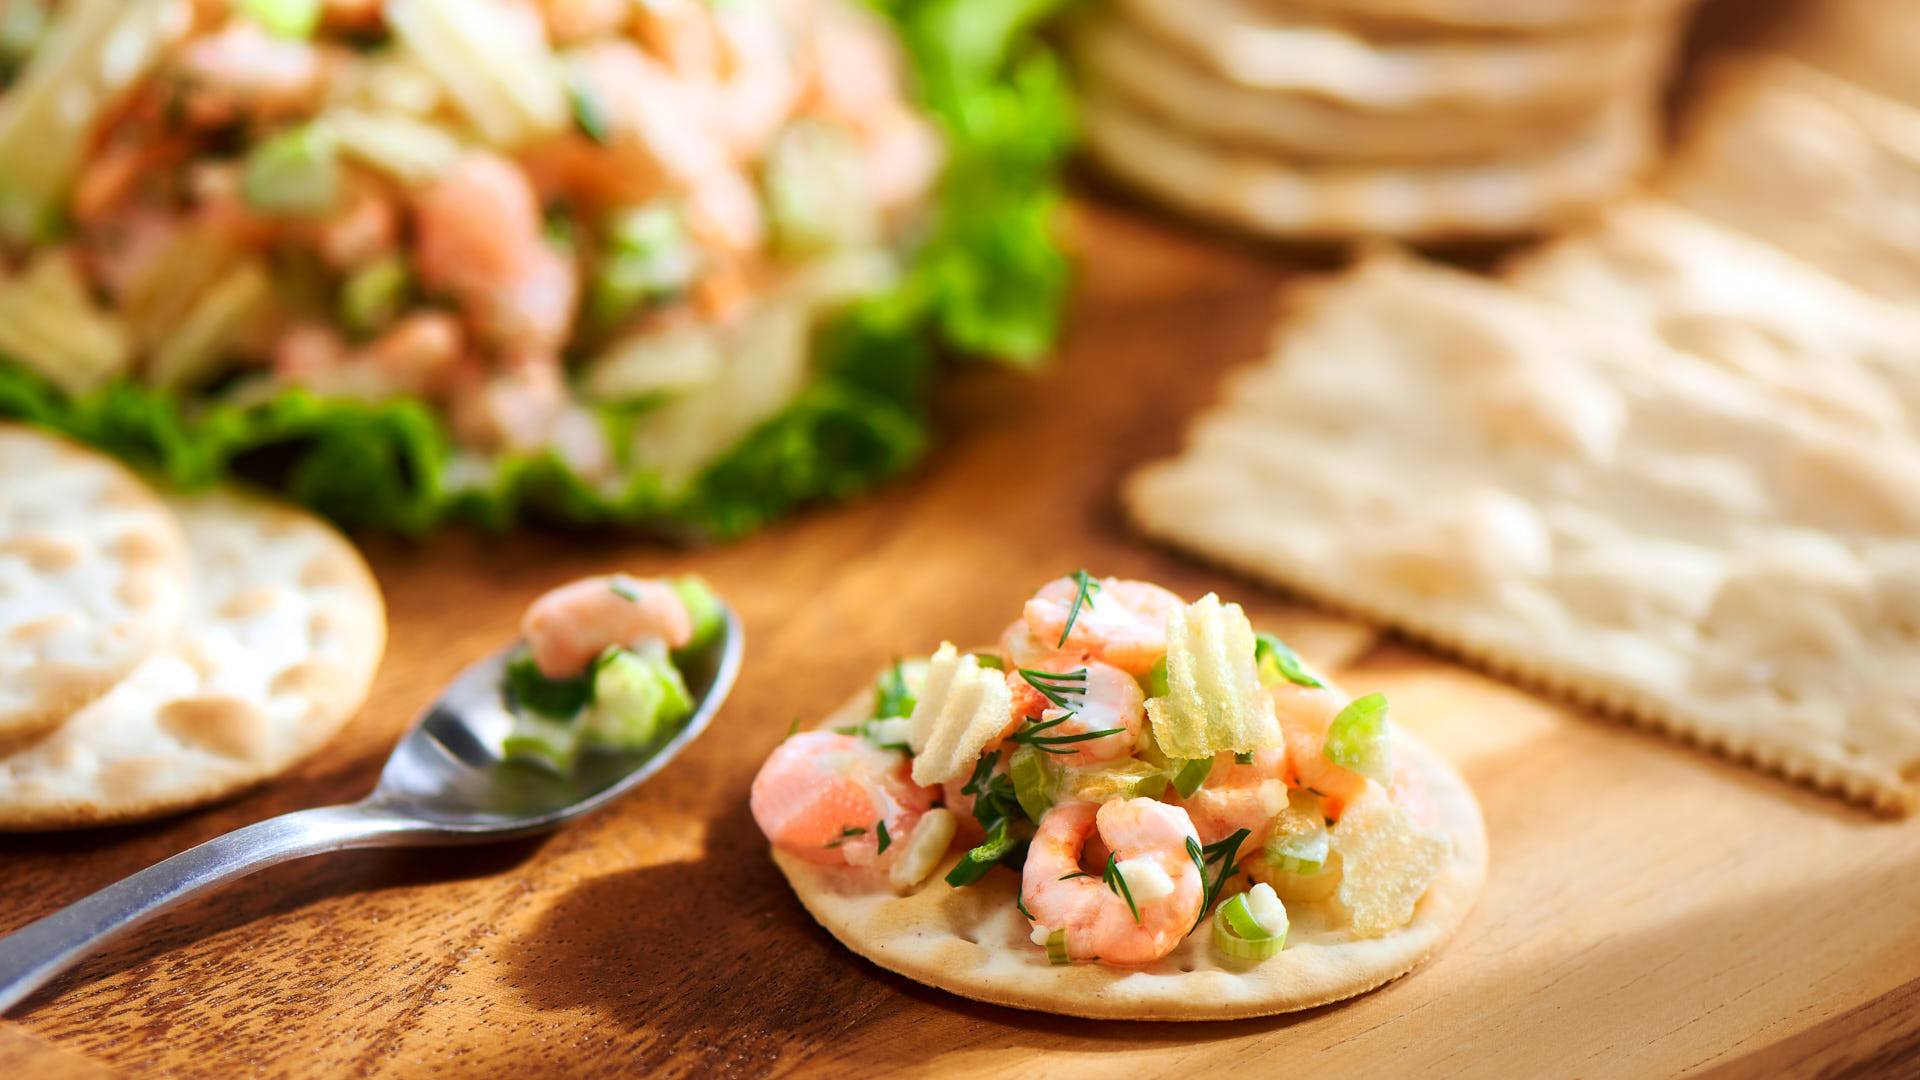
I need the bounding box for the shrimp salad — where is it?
[752,574,1456,971]
[501,571,722,770]
[0,0,1072,532]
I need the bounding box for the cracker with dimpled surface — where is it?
[0,490,385,829]
[771,676,1486,1020]
[0,424,189,743]
[1126,255,1920,813]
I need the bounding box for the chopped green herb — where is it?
[1008,714,1123,756]
[1234,751,1254,765]
[608,580,639,602]
[569,79,612,145]
[875,819,891,855]
[1185,828,1252,933]
[1015,893,1033,920]
[785,717,801,738]
[504,654,592,720]
[945,818,1014,887]
[1102,852,1141,924]
[824,825,868,849]
[1058,871,1091,881]
[873,660,916,720]
[1056,569,1101,647]
[1016,666,1087,713]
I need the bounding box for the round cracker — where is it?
[1118,0,1678,110]
[1260,0,1688,32]
[0,424,189,742]
[770,684,1488,1021]
[0,490,385,830]
[1073,13,1652,165]
[1080,85,1654,241]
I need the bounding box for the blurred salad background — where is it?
[0,0,1074,536]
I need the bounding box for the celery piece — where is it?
[1008,744,1057,824]
[588,204,696,327]
[1264,792,1331,875]
[243,124,342,218]
[339,255,411,337]
[763,120,876,256]
[240,0,323,39]
[1143,655,1169,699]
[669,574,725,653]
[579,643,694,750]
[502,714,579,773]
[1324,692,1392,785]
[1171,756,1213,798]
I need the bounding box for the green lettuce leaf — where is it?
[0,0,1074,536]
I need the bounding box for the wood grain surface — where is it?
[3,198,1918,1078]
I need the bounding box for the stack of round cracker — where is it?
[0,424,385,830]
[1072,0,1696,241]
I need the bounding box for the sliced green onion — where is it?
[338,255,410,336]
[1213,895,1284,962]
[242,123,340,218]
[501,714,579,773]
[240,0,323,39]
[670,575,725,653]
[1144,655,1169,699]
[1171,756,1213,798]
[973,652,1005,670]
[945,819,1014,887]
[1324,692,1393,784]
[1045,928,1070,965]
[1255,633,1324,688]
[1265,791,1330,875]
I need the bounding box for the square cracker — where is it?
[1126,255,1920,814]
[1666,57,1920,304]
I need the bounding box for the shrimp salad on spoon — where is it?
[0,0,1072,533]
[751,574,1488,1020]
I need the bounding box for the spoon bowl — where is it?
[0,606,744,1012]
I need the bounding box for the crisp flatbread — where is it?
[0,424,188,742]
[1509,200,1920,438]
[1117,0,1678,109]
[1264,0,1689,32]
[771,681,1488,1020]
[1126,255,1920,814]
[1071,13,1647,164]
[0,490,386,829]
[1081,85,1653,240]
[1666,58,1920,303]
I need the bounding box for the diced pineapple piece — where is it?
[1330,784,1450,937]
[387,0,567,148]
[906,643,1012,787]
[323,107,464,186]
[146,260,272,391]
[0,0,172,242]
[0,251,133,395]
[1146,593,1282,759]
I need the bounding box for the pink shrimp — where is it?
[1272,682,1371,821]
[561,41,764,251]
[751,731,936,867]
[1020,798,1203,965]
[805,10,942,208]
[520,574,693,678]
[534,0,631,43]
[412,153,579,359]
[174,19,329,126]
[1022,576,1186,676]
[1005,652,1143,767]
[1169,749,1291,846]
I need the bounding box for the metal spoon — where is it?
[0,608,744,1014]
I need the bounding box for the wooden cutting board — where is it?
[4,196,1918,1077]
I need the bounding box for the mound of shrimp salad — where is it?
[752,574,1454,968]
[0,0,1073,533]
[502,572,722,770]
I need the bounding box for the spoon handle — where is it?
[0,803,416,1014]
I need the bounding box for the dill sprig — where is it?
[875,820,891,854]
[1184,828,1252,932]
[1102,852,1141,924]
[1008,714,1123,756]
[1016,666,1088,712]
[824,825,868,849]
[1056,570,1101,647]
